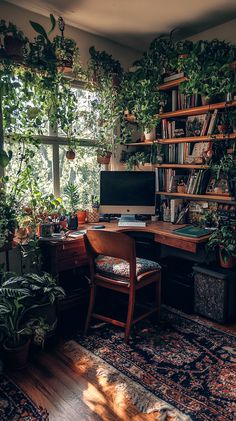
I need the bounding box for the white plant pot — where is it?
[144,128,155,141]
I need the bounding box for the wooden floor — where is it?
[7,316,236,421]
[8,340,158,421]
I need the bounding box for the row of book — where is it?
[164,143,191,164]
[161,110,219,139]
[155,168,210,194]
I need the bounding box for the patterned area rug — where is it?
[65,307,236,421]
[0,374,49,420]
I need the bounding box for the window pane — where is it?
[5,141,53,201]
[57,87,96,139]
[59,145,100,206]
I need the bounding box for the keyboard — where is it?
[118,221,147,227]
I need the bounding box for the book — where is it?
[207,109,218,135]
[186,114,207,137]
[173,226,212,238]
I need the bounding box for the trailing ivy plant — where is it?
[180,40,236,100]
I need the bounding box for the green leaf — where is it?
[0,150,12,168]
[30,21,49,41]
[48,14,56,35]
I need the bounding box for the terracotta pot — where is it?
[219,248,236,269]
[3,339,31,370]
[97,152,112,165]
[66,150,76,160]
[59,219,67,229]
[4,35,24,60]
[77,210,87,224]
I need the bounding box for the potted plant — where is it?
[88,46,123,87]
[207,225,236,268]
[63,182,84,228]
[53,35,80,73]
[29,14,57,71]
[180,40,236,103]
[0,288,49,369]
[0,20,28,61]
[1,272,65,333]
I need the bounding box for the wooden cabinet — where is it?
[40,237,88,277]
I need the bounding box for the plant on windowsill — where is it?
[0,20,29,62]
[180,39,236,103]
[206,225,236,269]
[53,35,81,75]
[63,182,87,227]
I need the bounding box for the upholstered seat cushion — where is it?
[95,255,161,279]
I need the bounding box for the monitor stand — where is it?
[118,215,147,227]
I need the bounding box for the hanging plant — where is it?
[88,46,123,87]
[0,20,29,62]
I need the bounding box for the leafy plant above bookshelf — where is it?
[179,40,236,101]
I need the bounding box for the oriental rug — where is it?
[64,307,236,421]
[0,374,49,420]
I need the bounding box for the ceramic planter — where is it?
[219,248,236,269]
[144,128,156,142]
[87,208,100,223]
[3,339,31,370]
[77,210,87,224]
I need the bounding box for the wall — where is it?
[187,18,236,44]
[0,1,140,70]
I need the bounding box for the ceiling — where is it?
[5,0,236,51]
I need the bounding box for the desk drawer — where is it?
[58,255,88,272]
[57,242,88,272]
[155,234,196,253]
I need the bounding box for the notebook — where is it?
[173,226,213,238]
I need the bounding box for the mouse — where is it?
[92,225,106,229]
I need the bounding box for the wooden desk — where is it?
[86,221,210,254]
[40,221,210,276]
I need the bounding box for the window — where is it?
[3,78,101,203]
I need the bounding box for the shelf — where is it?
[123,141,154,146]
[158,133,236,144]
[158,76,188,91]
[156,191,235,202]
[159,100,236,119]
[155,164,209,169]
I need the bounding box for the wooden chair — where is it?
[84,230,161,343]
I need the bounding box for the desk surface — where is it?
[40,221,210,254]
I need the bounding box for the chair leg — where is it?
[84,284,96,335]
[124,290,135,344]
[156,276,161,321]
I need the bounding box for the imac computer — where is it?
[100,171,156,227]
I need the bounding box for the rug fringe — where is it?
[63,340,192,421]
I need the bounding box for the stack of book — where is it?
[156,168,210,194]
[165,143,191,164]
[178,93,200,110]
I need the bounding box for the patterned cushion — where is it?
[95,255,161,279]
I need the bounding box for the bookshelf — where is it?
[158,100,236,119]
[158,133,236,144]
[156,192,235,203]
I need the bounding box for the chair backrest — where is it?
[84,230,136,284]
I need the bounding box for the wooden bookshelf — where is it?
[155,164,209,169]
[158,133,236,144]
[159,100,236,119]
[124,141,154,146]
[156,191,235,202]
[158,76,188,91]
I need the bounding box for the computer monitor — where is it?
[100,171,156,215]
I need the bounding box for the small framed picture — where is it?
[206,175,230,196]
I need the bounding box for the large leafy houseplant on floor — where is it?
[0,272,65,369]
[207,225,236,269]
